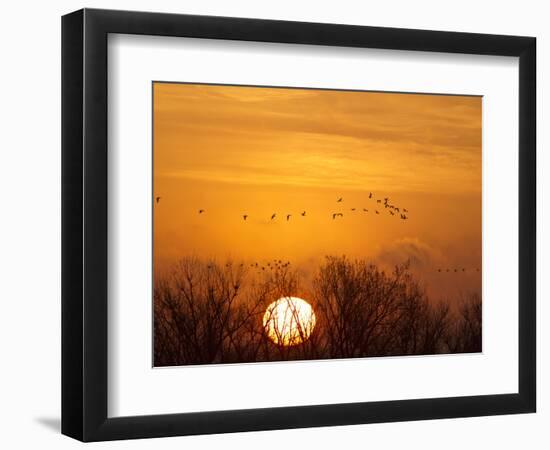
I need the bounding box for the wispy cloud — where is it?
[154,83,481,194]
[376,237,441,269]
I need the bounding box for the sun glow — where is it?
[263,297,316,346]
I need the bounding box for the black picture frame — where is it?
[61,8,536,442]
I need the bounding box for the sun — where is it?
[263,297,316,346]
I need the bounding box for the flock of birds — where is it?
[207,259,480,277]
[436,268,480,273]
[204,259,292,280]
[205,259,479,276]
[155,194,482,275]
[155,192,410,222]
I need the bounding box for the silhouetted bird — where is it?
[199,209,205,214]
[155,196,161,204]
[375,210,379,214]
[384,197,389,203]
[337,197,343,202]
[389,211,394,215]
[332,213,343,219]
[301,211,306,216]
[377,199,381,203]
[351,208,356,211]
[271,213,276,220]
[369,192,373,199]
[286,214,292,221]
[243,215,248,221]
[437,268,441,272]
[395,207,400,212]
[403,209,408,213]
[462,268,465,272]
[363,208,368,212]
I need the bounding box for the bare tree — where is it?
[154,257,251,365]
[313,257,452,358]
[445,293,482,353]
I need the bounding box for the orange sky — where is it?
[153,82,482,301]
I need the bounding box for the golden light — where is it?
[263,297,316,346]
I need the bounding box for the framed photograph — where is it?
[61,8,536,441]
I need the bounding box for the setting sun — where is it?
[263,297,316,346]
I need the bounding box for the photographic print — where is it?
[153,82,482,367]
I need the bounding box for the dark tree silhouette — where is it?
[154,255,481,366]
[445,293,482,353]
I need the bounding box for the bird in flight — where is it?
[376,199,381,204]
[198,209,205,214]
[389,211,395,216]
[337,197,343,202]
[403,209,408,213]
[369,192,373,199]
[351,208,356,211]
[155,196,161,204]
[332,213,343,219]
[243,215,248,221]
[271,213,276,220]
[375,210,380,214]
[363,208,368,212]
[286,214,292,221]
[301,211,306,216]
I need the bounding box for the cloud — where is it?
[376,237,440,270]
[154,83,481,195]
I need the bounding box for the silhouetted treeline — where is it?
[154,256,481,366]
